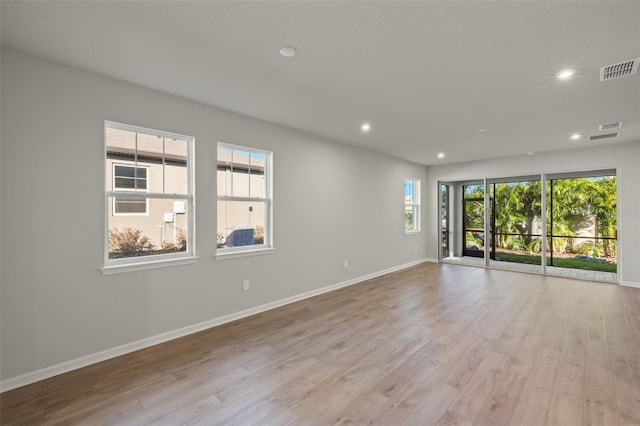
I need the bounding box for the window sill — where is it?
[405,230,421,236]
[215,247,275,260]
[101,256,199,275]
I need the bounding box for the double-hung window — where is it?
[104,121,195,271]
[216,142,273,256]
[404,178,421,233]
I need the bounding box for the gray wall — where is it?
[425,143,640,285]
[0,50,428,383]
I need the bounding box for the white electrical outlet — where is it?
[344,259,349,268]
[243,280,250,291]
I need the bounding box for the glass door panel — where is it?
[547,175,617,273]
[463,184,485,258]
[490,180,542,266]
[441,184,450,258]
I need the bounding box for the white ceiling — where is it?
[2,1,639,165]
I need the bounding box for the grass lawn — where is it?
[494,252,617,273]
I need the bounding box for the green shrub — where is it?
[576,241,604,258]
[526,238,542,254]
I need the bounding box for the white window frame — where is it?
[405,178,421,234]
[112,163,149,216]
[216,142,274,259]
[102,121,197,274]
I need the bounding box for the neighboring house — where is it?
[106,127,266,256]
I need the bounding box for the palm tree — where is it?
[492,181,541,253]
[586,177,617,258]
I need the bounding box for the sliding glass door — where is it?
[443,169,617,280]
[547,173,617,273]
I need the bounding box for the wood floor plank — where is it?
[547,362,585,426]
[473,368,527,425]
[501,324,545,377]
[583,388,619,426]
[510,400,548,425]
[434,409,473,426]
[368,359,449,425]
[288,364,387,422]
[519,345,561,411]
[333,391,389,425]
[585,339,616,397]
[447,350,504,422]
[1,262,639,425]
[439,338,491,390]
[219,397,300,426]
[611,356,640,423]
[405,382,458,425]
[587,311,607,343]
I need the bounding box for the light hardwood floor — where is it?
[2,262,639,425]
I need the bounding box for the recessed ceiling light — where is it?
[477,128,488,133]
[527,151,535,156]
[361,122,371,132]
[438,152,445,159]
[570,133,581,140]
[279,46,296,58]
[557,69,574,79]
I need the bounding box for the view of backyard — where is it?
[456,174,617,273]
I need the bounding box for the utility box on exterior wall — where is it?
[226,227,254,246]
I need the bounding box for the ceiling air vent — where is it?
[599,122,622,131]
[600,58,639,81]
[589,133,619,141]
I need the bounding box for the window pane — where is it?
[441,184,449,258]
[113,165,147,191]
[405,180,415,204]
[217,200,266,248]
[465,200,484,228]
[463,184,484,257]
[106,129,136,191]
[114,177,136,190]
[108,196,189,259]
[137,176,147,190]
[136,132,163,158]
[405,206,416,231]
[465,231,484,251]
[217,168,230,197]
[249,152,266,198]
[216,147,266,199]
[164,138,188,194]
[115,165,135,178]
[114,197,147,214]
[232,150,250,197]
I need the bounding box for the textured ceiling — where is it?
[2,1,639,165]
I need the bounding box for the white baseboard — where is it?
[620,280,640,288]
[0,258,429,393]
